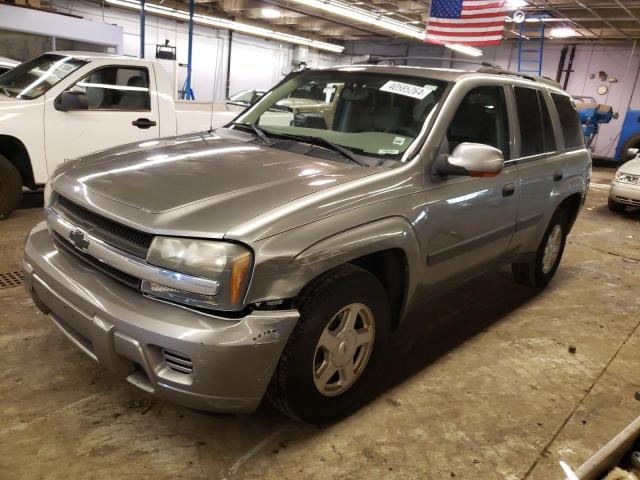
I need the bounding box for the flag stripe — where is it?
[429,26,504,34]
[428,20,505,29]
[428,17,505,25]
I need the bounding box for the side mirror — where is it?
[55,91,88,111]
[627,147,639,159]
[436,142,504,177]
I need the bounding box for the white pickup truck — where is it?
[0,51,223,218]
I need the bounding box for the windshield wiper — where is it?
[231,122,272,146]
[275,133,366,167]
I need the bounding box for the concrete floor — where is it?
[0,166,639,480]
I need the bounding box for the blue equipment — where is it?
[573,97,614,149]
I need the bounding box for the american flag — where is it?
[426,0,508,46]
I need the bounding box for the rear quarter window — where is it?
[551,93,584,149]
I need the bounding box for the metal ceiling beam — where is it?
[527,0,602,39]
[613,0,640,28]
[574,0,629,37]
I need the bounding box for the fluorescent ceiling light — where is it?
[507,0,527,9]
[261,8,282,19]
[288,0,426,41]
[445,43,483,57]
[550,26,578,37]
[105,0,344,53]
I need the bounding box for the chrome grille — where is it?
[162,349,194,374]
[54,195,153,258]
[53,232,141,289]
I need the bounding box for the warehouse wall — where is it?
[345,39,640,160]
[3,0,341,101]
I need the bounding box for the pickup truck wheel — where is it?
[512,209,568,288]
[608,197,626,212]
[267,264,390,423]
[0,154,22,220]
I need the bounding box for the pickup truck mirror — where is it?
[436,142,504,178]
[627,147,639,160]
[55,91,88,112]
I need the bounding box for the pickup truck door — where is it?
[44,64,160,172]
[421,84,518,293]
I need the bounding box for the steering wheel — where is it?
[384,127,415,137]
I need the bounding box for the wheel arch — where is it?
[247,216,422,329]
[0,135,35,188]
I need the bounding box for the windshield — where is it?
[234,70,447,160]
[0,54,87,100]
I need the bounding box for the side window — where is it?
[442,86,510,159]
[551,93,585,149]
[539,92,556,152]
[514,87,544,157]
[71,66,150,110]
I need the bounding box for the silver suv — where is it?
[24,63,590,422]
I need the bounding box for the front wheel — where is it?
[0,154,22,220]
[267,264,390,423]
[512,209,568,288]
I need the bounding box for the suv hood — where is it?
[54,131,380,238]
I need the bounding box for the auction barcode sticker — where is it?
[380,81,436,100]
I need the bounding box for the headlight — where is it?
[43,178,53,207]
[144,237,253,311]
[615,171,640,184]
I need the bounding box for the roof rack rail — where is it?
[476,66,563,88]
[360,55,500,69]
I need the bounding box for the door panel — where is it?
[44,65,159,173]
[420,85,518,293]
[510,87,566,251]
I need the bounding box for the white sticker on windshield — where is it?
[378,149,400,155]
[380,81,436,100]
[393,136,406,146]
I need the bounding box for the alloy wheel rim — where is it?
[542,224,562,274]
[312,303,375,397]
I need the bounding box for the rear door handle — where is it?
[502,183,515,197]
[132,118,157,129]
[553,170,564,181]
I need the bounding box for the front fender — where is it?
[245,215,422,312]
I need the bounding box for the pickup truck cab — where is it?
[0,52,213,218]
[24,63,591,423]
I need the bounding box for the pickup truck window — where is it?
[442,86,510,159]
[236,70,447,160]
[0,54,86,100]
[69,66,150,111]
[551,93,585,149]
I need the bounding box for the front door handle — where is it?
[132,118,157,129]
[502,183,515,197]
[553,170,564,181]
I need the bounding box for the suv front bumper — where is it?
[24,221,299,413]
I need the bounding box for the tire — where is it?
[0,154,22,220]
[608,197,626,212]
[267,264,390,423]
[619,133,640,165]
[512,209,568,288]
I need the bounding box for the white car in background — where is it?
[0,57,19,76]
[609,152,640,211]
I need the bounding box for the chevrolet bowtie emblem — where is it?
[69,229,89,250]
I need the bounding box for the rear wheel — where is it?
[267,264,390,423]
[0,154,21,220]
[608,197,626,212]
[512,209,568,288]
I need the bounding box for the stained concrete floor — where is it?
[0,166,639,480]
